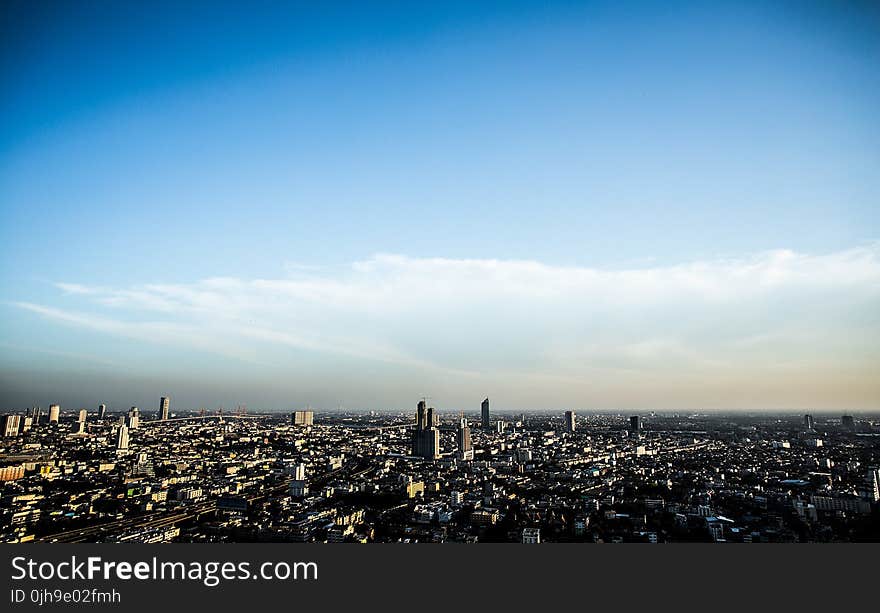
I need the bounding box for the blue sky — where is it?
[1,1,879,412]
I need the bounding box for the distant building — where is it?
[289,480,308,498]
[78,409,87,423]
[481,397,490,430]
[803,414,814,430]
[522,527,541,544]
[3,414,21,437]
[629,415,642,439]
[48,404,60,424]
[565,410,576,433]
[159,396,170,421]
[98,404,107,420]
[841,415,856,431]
[457,417,473,460]
[292,410,314,426]
[412,402,440,459]
[116,425,130,451]
[127,407,139,429]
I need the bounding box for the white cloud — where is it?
[17,245,880,388]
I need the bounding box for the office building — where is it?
[457,417,473,460]
[127,407,139,429]
[565,410,576,433]
[98,404,107,420]
[159,396,170,421]
[412,402,440,459]
[78,409,87,423]
[292,410,314,426]
[48,404,60,424]
[804,414,814,430]
[841,415,856,431]
[416,400,427,429]
[481,397,490,430]
[3,414,21,437]
[629,415,642,439]
[116,425,129,451]
[522,527,541,544]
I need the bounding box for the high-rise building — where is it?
[48,404,60,424]
[565,410,576,433]
[416,400,427,429]
[78,409,87,423]
[98,404,107,420]
[116,425,129,451]
[292,410,314,426]
[481,397,490,430]
[412,401,440,459]
[2,415,21,437]
[841,415,856,431]
[804,414,814,430]
[159,396,170,421]
[127,407,139,429]
[629,415,642,439]
[457,417,473,460]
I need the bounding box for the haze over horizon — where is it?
[2,1,879,411]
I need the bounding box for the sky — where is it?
[1,0,879,413]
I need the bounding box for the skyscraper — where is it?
[841,415,856,431]
[416,400,427,429]
[804,414,814,430]
[412,401,440,459]
[629,415,642,439]
[48,404,60,424]
[159,396,170,421]
[2,415,21,437]
[292,410,314,426]
[116,425,129,451]
[127,407,139,429]
[481,397,490,430]
[457,417,473,460]
[565,410,576,433]
[98,404,107,420]
[78,409,87,423]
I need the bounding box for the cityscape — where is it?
[2,398,878,543]
[2,0,879,561]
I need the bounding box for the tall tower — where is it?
[457,416,473,460]
[159,396,170,421]
[629,415,642,440]
[803,414,814,431]
[565,410,576,433]
[48,404,60,424]
[98,404,107,420]
[412,401,440,459]
[481,398,490,430]
[116,425,130,451]
[416,400,427,429]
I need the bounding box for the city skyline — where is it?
[2,1,879,410]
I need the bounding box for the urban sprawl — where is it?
[2,398,879,543]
